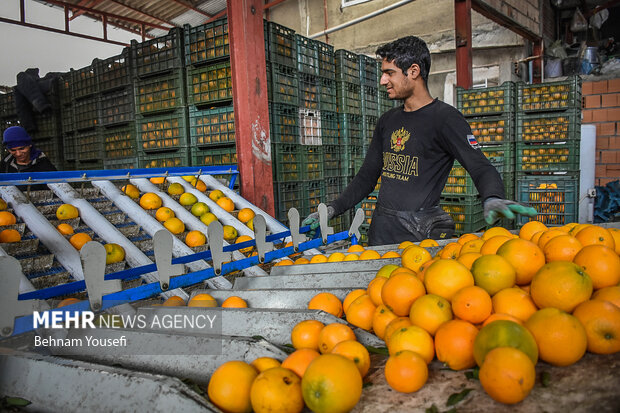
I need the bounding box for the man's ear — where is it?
[408,64,420,79]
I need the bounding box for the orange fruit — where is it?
[524,307,587,366]
[193,179,207,192]
[250,367,304,413]
[479,235,512,255]
[250,357,281,373]
[55,204,78,220]
[187,293,216,307]
[381,251,400,258]
[301,354,362,413]
[482,313,523,327]
[573,245,620,290]
[208,360,258,413]
[384,317,413,345]
[387,325,435,363]
[438,242,462,259]
[217,196,235,212]
[473,320,538,366]
[479,347,535,404]
[460,239,485,254]
[398,240,414,249]
[104,243,125,264]
[530,261,593,312]
[376,264,399,279]
[309,254,328,263]
[408,294,453,336]
[282,348,320,378]
[575,225,616,249]
[381,273,426,316]
[592,285,620,308]
[491,287,538,322]
[69,232,92,250]
[317,323,356,354]
[608,228,620,255]
[456,252,482,270]
[0,228,20,243]
[347,244,365,252]
[57,297,80,308]
[345,294,376,331]
[530,231,544,245]
[542,235,583,262]
[294,257,310,265]
[185,230,206,247]
[451,285,492,324]
[342,289,367,313]
[519,220,547,240]
[457,233,479,245]
[308,292,343,318]
[291,320,325,350]
[471,254,516,295]
[139,193,162,210]
[238,207,255,223]
[222,225,238,241]
[221,296,248,308]
[332,340,371,377]
[163,217,185,234]
[423,259,474,302]
[384,350,428,393]
[343,253,359,261]
[496,238,545,285]
[401,244,432,272]
[208,189,224,201]
[190,202,209,217]
[0,199,6,210]
[167,182,185,195]
[56,223,74,235]
[537,228,566,249]
[434,319,479,370]
[155,207,175,222]
[162,295,186,307]
[418,239,439,247]
[573,299,620,354]
[372,305,399,340]
[179,192,198,206]
[359,249,381,260]
[412,257,439,282]
[327,252,345,262]
[569,223,591,236]
[367,276,387,306]
[482,226,514,240]
[149,177,165,184]
[200,212,218,226]
[274,259,294,266]
[121,184,140,199]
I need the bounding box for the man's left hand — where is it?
[484,197,537,225]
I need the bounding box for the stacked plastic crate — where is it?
[450,81,517,235]
[71,64,101,170]
[515,77,581,228]
[96,49,137,169]
[183,18,236,180]
[0,91,19,163]
[58,74,76,170]
[132,28,189,169]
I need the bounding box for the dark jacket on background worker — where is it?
[14,68,58,134]
[1,126,56,190]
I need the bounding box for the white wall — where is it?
[0,0,141,87]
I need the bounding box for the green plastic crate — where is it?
[274,181,303,223]
[191,145,237,167]
[339,113,363,147]
[184,18,229,66]
[325,176,343,204]
[139,147,190,168]
[58,74,72,104]
[321,111,339,145]
[456,81,516,117]
[516,141,579,172]
[335,50,359,84]
[359,55,378,88]
[302,180,325,216]
[63,133,76,161]
[357,195,378,226]
[468,115,514,145]
[319,77,337,112]
[363,114,378,148]
[34,137,62,169]
[269,63,299,106]
[73,95,99,131]
[266,21,296,68]
[440,194,487,236]
[189,105,235,148]
[136,110,189,153]
[516,110,580,143]
[95,49,132,93]
[516,173,579,227]
[323,144,341,177]
[187,62,232,106]
[318,42,335,79]
[272,143,302,182]
[517,77,581,112]
[298,73,319,110]
[102,125,137,160]
[0,92,16,118]
[298,109,321,145]
[70,65,98,99]
[362,85,378,117]
[296,35,319,76]
[78,159,104,170]
[103,156,139,170]
[76,129,103,162]
[301,145,323,180]
[99,87,135,127]
[269,103,298,144]
[342,145,364,177]
[135,69,186,115]
[31,110,61,141]
[131,27,184,78]
[60,104,74,134]
[336,81,362,115]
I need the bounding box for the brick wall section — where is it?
[480,0,541,36]
[582,78,620,186]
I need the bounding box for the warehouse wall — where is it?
[582,78,620,186]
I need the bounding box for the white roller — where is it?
[48,183,187,301]
[130,178,268,277]
[0,186,84,281]
[92,180,231,289]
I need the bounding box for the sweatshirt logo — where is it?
[390,127,410,152]
[467,134,480,149]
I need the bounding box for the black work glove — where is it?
[302,205,335,238]
[483,197,537,225]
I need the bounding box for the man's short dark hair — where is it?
[376,36,431,84]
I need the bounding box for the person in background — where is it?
[1,126,56,174]
[304,36,536,245]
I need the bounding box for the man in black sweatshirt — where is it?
[304,36,535,245]
[1,126,56,174]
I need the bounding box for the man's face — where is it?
[8,145,32,164]
[380,58,414,100]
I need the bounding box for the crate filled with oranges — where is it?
[457,81,516,117]
[468,115,514,144]
[183,18,229,67]
[136,110,188,153]
[516,173,579,227]
[440,194,487,235]
[517,76,581,112]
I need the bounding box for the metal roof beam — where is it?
[471,0,541,42]
[169,0,212,18]
[69,0,103,20]
[104,0,177,27]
